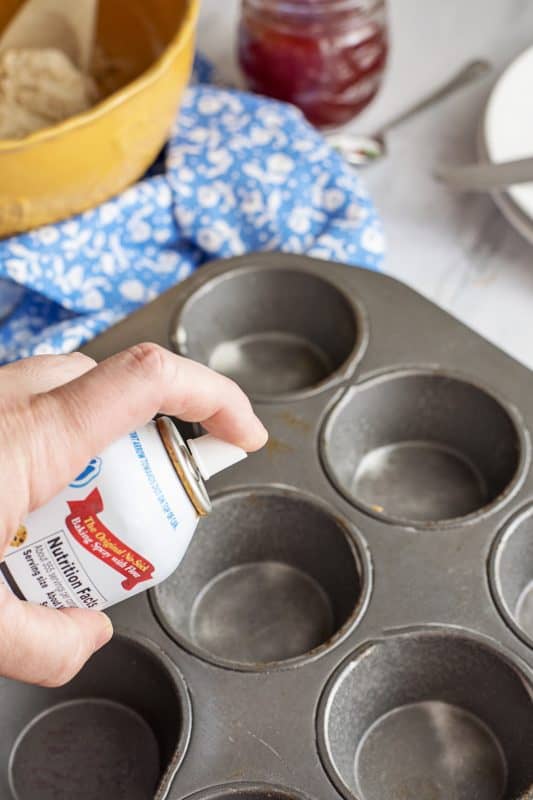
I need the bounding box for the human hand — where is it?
[0,344,267,687]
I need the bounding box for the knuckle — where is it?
[220,374,245,398]
[122,342,169,379]
[225,376,242,393]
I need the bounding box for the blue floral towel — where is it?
[0,75,385,363]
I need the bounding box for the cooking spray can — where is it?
[0,417,246,610]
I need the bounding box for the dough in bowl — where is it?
[0,47,98,139]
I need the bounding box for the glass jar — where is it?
[238,0,388,129]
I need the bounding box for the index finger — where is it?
[26,343,267,511]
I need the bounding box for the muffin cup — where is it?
[321,369,526,527]
[151,488,371,670]
[318,629,533,800]
[490,504,533,649]
[2,634,191,800]
[170,264,367,401]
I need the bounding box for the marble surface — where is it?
[197,0,533,368]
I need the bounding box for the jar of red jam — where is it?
[238,0,388,129]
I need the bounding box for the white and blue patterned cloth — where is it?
[0,59,385,364]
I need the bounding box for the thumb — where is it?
[0,586,113,686]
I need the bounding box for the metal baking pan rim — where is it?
[488,503,533,652]
[181,781,317,800]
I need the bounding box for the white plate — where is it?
[478,127,533,246]
[483,44,533,222]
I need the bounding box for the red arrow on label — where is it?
[65,488,155,591]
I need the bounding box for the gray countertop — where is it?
[198,0,533,369]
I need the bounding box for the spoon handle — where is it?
[379,60,491,135]
[435,156,533,192]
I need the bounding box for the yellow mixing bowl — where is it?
[0,0,199,237]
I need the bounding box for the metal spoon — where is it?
[326,59,491,167]
[434,155,533,192]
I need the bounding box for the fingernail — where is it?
[94,613,113,652]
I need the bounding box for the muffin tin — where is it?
[2,252,532,800]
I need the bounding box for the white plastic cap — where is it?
[187,434,247,481]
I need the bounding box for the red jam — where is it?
[238,0,388,129]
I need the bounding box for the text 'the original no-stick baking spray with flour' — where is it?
[0,417,246,610]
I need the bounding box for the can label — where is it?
[65,488,155,591]
[0,422,198,610]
